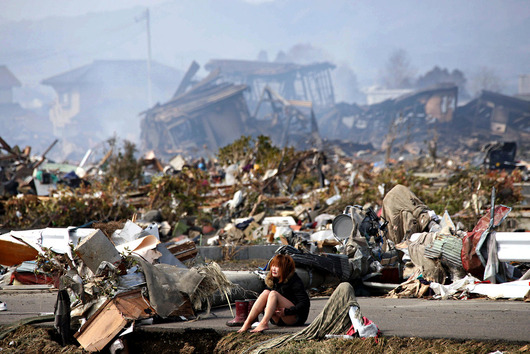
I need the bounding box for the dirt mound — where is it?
[1,324,528,353]
[215,332,530,354]
[0,325,86,353]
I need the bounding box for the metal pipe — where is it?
[211,268,340,307]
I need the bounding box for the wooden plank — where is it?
[113,289,155,320]
[173,60,200,98]
[75,301,127,352]
[166,241,198,262]
[74,289,155,351]
[167,296,195,319]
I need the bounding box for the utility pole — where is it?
[145,8,153,107]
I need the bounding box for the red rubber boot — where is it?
[226,300,249,327]
[246,299,256,313]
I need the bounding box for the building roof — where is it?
[145,82,248,123]
[0,66,22,88]
[41,60,181,87]
[394,84,458,105]
[479,90,530,112]
[368,84,458,110]
[204,59,335,77]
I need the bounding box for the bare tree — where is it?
[416,66,469,98]
[257,50,269,62]
[380,49,416,89]
[332,63,364,103]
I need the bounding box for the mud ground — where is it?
[0,325,85,353]
[0,325,529,354]
[216,332,530,353]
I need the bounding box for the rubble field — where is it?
[0,325,528,354]
[1,135,529,353]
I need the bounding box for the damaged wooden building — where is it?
[140,66,251,159]
[204,59,336,111]
[140,60,328,159]
[317,84,459,152]
[141,58,529,160]
[455,90,530,147]
[317,84,529,156]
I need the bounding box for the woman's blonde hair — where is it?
[268,254,295,283]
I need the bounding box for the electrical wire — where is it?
[8,23,144,66]
[1,6,170,66]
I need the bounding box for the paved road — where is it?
[1,289,529,343]
[0,289,57,324]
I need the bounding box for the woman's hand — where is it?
[275,307,285,317]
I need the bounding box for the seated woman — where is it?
[238,254,310,333]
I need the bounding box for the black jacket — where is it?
[265,271,310,324]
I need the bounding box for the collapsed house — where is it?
[318,84,459,152]
[318,85,530,158]
[140,61,325,159]
[204,59,336,111]
[456,90,530,147]
[204,59,336,151]
[141,60,530,161]
[140,65,250,159]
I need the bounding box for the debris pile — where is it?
[386,185,530,301]
[0,219,235,352]
[0,130,529,351]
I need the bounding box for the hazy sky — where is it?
[1,0,529,161]
[1,0,529,95]
[0,0,169,21]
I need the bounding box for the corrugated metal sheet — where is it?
[424,234,463,268]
